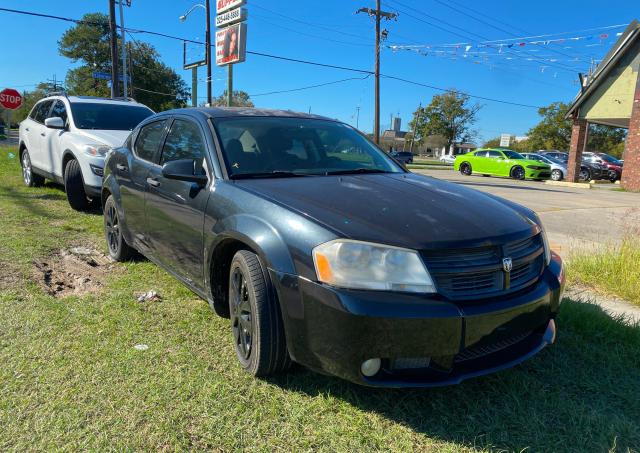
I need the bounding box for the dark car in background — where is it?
[538,151,610,181]
[583,152,623,182]
[390,150,413,164]
[101,107,565,387]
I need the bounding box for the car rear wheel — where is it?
[21,149,45,187]
[104,195,134,262]
[578,168,591,182]
[608,171,619,183]
[551,169,563,181]
[460,162,472,176]
[510,166,525,180]
[64,159,92,211]
[229,250,290,377]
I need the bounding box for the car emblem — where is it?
[502,257,513,273]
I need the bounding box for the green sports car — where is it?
[454,148,552,180]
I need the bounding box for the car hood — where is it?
[518,159,550,168]
[234,173,538,250]
[76,129,131,147]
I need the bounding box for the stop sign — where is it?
[0,88,23,110]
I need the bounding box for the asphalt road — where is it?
[412,168,640,256]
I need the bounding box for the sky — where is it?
[0,0,638,143]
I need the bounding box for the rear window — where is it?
[70,102,153,131]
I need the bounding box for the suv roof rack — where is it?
[112,96,138,102]
[46,90,69,99]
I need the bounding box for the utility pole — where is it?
[118,0,129,98]
[356,106,360,130]
[227,65,233,107]
[357,1,396,145]
[108,0,120,98]
[205,0,212,106]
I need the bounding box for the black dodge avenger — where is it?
[102,108,565,387]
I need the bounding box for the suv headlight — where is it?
[312,239,436,293]
[82,144,111,157]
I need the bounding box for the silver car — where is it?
[521,153,566,181]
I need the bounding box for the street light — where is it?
[179,1,212,106]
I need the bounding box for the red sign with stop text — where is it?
[0,88,22,110]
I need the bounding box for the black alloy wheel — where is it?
[579,168,591,182]
[511,166,525,180]
[228,250,290,376]
[104,195,134,261]
[460,162,472,176]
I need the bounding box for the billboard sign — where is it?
[499,133,511,147]
[215,7,247,27]
[217,0,245,14]
[216,23,247,66]
[183,40,207,70]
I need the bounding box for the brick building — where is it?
[565,20,640,191]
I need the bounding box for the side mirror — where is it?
[162,159,208,185]
[45,117,65,129]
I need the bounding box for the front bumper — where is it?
[272,254,564,387]
[525,169,551,179]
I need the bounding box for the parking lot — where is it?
[412,168,640,256]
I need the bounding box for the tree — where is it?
[587,124,627,157]
[58,13,189,111]
[211,90,254,107]
[525,102,572,151]
[410,90,481,153]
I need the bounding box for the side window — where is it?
[32,100,54,124]
[474,151,487,157]
[160,119,206,169]
[134,120,166,162]
[49,101,68,124]
[487,151,502,158]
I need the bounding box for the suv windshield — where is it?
[503,150,525,159]
[213,117,404,178]
[70,103,153,130]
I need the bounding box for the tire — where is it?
[20,149,45,187]
[64,159,92,211]
[608,171,619,183]
[459,162,472,176]
[578,168,591,182]
[510,166,525,180]
[104,195,134,262]
[482,174,490,177]
[228,250,290,377]
[551,169,563,181]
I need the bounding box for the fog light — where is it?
[360,358,381,377]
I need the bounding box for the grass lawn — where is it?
[567,238,640,306]
[1,144,639,451]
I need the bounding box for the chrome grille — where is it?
[422,234,544,300]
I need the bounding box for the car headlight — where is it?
[312,239,436,293]
[529,213,551,266]
[82,144,111,157]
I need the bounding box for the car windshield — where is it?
[540,155,563,165]
[70,103,154,130]
[213,117,404,178]
[503,150,525,159]
[599,154,622,165]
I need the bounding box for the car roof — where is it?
[160,106,336,121]
[40,95,150,108]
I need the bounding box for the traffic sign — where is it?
[499,133,511,147]
[0,88,22,110]
[93,71,124,81]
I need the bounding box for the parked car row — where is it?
[18,95,565,388]
[454,148,552,180]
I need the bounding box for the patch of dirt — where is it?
[33,246,115,298]
[0,259,21,291]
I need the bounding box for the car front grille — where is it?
[454,330,533,363]
[422,234,544,300]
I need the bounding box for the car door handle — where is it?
[116,164,128,172]
[147,177,160,187]
[40,132,45,136]
[25,127,29,131]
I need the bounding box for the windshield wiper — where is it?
[323,168,390,176]
[229,170,312,180]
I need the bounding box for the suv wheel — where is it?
[64,159,92,211]
[551,169,563,181]
[579,168,591,182]
[104,195,134,261]
[21,149,45,187]
[229,250,290,376]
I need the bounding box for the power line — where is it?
[250,75,371,97]
[0,6,544,109]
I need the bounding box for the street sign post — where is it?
[500,133,511,147]
[0,88,23,110]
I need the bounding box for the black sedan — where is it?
[102,108,565,387]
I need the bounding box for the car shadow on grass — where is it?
[267,299,640,452]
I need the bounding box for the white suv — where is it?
[18,94,153,210]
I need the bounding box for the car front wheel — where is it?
[229,250,290,377]
[21,149,45,187]
[579,168,591,182]
[551,169,563,181]
[510,166,525,180]
[64,159,92,211]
